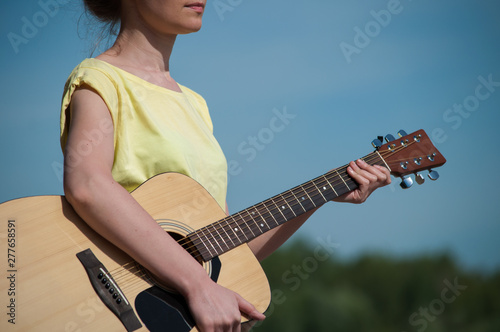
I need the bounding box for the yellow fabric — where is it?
[60,58,227,210]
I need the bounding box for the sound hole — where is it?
[169,231,203,264]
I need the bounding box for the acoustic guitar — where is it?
[0,129,445,331]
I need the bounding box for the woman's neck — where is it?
[97,25,182,92]
[102,26,176,72]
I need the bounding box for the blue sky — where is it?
[1,0,500,274]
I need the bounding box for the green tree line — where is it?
[253,239,500,332]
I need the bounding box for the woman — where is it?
[61,1,391,331]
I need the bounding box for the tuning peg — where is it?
[428,170,439,181]
[397,130,408,137]
[385,134,396,142]
[372,138,382,149]
[415,173,425,185]
[400,175,413,189]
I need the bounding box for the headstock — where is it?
[373,129,446,189]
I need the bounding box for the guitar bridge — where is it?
[76,249,142,332]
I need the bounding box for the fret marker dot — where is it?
[301,197,305,200]
[260,223,264,227]
[234,227,238,232]
[323,186,327,190]
[282,206,285,210]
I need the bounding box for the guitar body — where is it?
[0,173,271,331]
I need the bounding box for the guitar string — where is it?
[109,255,203,291]
[177,150,392,258]
[113,265,148,286]
[181,139,423,258]
[110,140,425,282]
[163,153,378,260]
[110,259,217,294]
[109,258,170,291]
[180,145,416,259]
[183,151,384,250]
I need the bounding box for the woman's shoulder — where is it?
[62,58,128,105]
[178,84,208,106]
[66,58,121,83]
[61,58,122,120]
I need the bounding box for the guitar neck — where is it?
[188,151,387,262]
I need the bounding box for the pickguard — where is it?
[135,256,221,331]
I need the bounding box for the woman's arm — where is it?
[248,159,391,261]
[64,87,264,331]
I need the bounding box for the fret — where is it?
[327,169,352,197]
[224,216,244,246]
[270,197,288,223]
[238,214,256,240]
[210,223,230,252]
[219,218,236,249]
[278,193,297,219]
[205,224,224,254]
[304,181,327,208]
[254,204,273,231]
[262,200,281,227]
[293,185,317,210]
[310,178,328,203]
[211,217,242,254]
[322,174,339,199]
[344,178,358,191]
[205,226,222,256]
[196,228,217,260]
[191,232,209,260]
[288,189,307,213]
[239,210,257,238]
[318,176,338,201]
[232,215,249,242]
[336,169,351,191]
[374,150,390,169]
[243,208,265,236]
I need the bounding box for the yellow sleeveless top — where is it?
[60,58,227,209]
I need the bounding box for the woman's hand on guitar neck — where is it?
[334,159,391,204]
[185,277,265,332]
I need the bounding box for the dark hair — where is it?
[81,0,121,54]
[83,0,121,26]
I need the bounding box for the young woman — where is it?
[61,1,391,331]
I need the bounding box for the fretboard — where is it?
[188,151,386,262]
